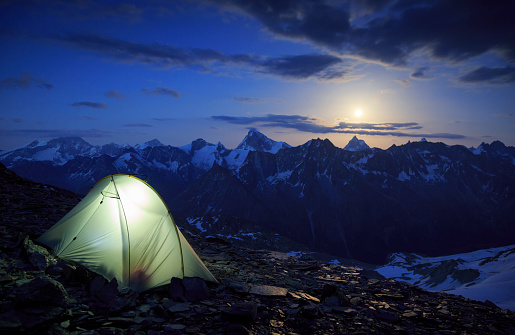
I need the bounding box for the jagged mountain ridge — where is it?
[1,131,514,264]
[172,138,515,263]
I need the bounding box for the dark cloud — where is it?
[207,0,515,66]
[0,73,53,89]
[71,101,107,109]
[234,97,268,103]
[457,66,515,85]
[260,54,343,80]
[410,67,433,80]
[123,123,156,128]
[212,113,464,139]
[56,34,354,82]
[106,89,126,99]
[142,87,180,98]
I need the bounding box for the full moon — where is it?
[354,109,363,117]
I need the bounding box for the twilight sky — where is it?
[1,0,514,150]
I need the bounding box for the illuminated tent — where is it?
[38,174,216,291]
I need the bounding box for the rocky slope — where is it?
[1,164,515,334]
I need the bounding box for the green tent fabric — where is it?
[38,174,216,291]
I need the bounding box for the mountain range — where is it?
[1,129,514,264]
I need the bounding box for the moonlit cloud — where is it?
[212,114,465,139]
[0,73,53,89]
[142,87,180,98]
[71,101,107,109]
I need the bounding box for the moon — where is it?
[354,109,363,117]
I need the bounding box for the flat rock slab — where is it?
[249,284,288,297]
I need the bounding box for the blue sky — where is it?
[1,0,514,150]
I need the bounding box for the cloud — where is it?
[2,128,113,138]
[395,79,412,87]
[9,1,145,23]
[411,67,433,80]
[234,97,269,103]
[71,101,107,109]
[0,73,53,89]
[106,89,126,99]
[152,117,175,121]
[123,123,156,128]
[206,0,515,66]
[80,116,97,121]
[56,34,356,82]
[142,87,180,98]
[457,66,515,85]
[212,113,464,139]
[259,54,344,80]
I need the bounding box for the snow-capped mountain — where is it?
[1,131,514,264]
[236,128,290,153]
[376,245,515,311]
[344,135,370,151]
[173,138,515,263]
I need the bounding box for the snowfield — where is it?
[377,244,515,311]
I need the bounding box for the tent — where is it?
[37,174,216,291]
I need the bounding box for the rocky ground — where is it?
[1,164,515,335]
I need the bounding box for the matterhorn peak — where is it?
[344,136,370,151]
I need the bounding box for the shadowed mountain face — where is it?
[172,139,515,264]
[1,132,515,264]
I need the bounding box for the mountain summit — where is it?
[344,136,370,151]
[236,128,290,153]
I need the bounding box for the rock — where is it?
[221,301,258,324]
[166,302,190,313]
[183,277,210,302]
[169,277,186,302]
[299,302,323,319]
[288,291,320,303]
[249,284,287,297]
[92,277,119,305]
[15,276,69,307]
[224,323,251,335]
[321,284,350,307]
[22,237,54,271]
[168,277,210,302]
[374,309,401,324]
[223,278,251,294]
